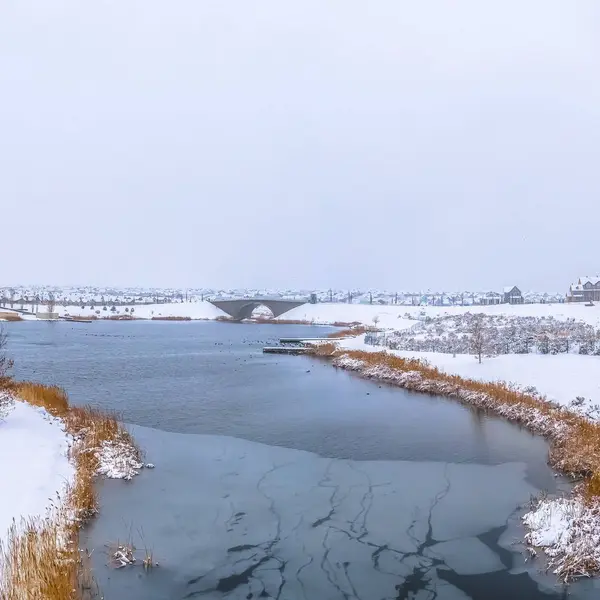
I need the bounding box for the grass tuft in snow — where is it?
[0,392,14,422]
[17,383,143,484]
[0,511,102,599]
[523,496,600,581]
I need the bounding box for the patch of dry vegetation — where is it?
[328,325,372,339]
[252,317,312,325]
[150,316,191,321]
[0,517,100,600]
[0,314,22,322]
[0,383,141,599]
[66,315,98,322]
[313,342,338,356]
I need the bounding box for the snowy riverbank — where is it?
[0,387,144,594]
[3,299,600,329]
[340,336,600,418]
[0,397,74,559]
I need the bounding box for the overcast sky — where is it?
[1,1,599,291]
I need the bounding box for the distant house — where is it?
[480,291,502,305]
[503,286,523,304]
[568,276,600,303]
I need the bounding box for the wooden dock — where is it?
[263,346,314,355]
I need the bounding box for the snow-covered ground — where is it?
[339,335,600,415]
[4,299,600,328]
[56,301,227,320]
[277,303,419,329]
[392,303,600,327]
[280,302,600,328]
[0,399,74,557]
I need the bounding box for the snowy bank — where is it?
[57,301,227,321]
[523,497,600,580]
[44,300,600,328]
[0,384,144,594]
[339,337,600,417]
[0,397,74,559]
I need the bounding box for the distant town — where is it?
[1,277,599,311]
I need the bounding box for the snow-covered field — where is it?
[280,301,600,328]
[3,299,600,328]
[56,301,227,320]
[389,302,600,327]
[0,399,74,559]
[276,303,419,329]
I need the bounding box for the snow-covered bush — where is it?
[0,392,15,421]
[368,314,600,357]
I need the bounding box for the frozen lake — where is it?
[4,320,594,598]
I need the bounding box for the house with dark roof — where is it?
[503,286,523,304]
[568,277,600,303]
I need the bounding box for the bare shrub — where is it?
[0,327,14,389]
[468,313,488,363]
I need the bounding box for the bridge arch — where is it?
[208,298,308,321]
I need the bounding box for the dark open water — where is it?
[4,320,598,599]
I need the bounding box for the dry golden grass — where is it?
[0,518,79,600]
[17,383,70,415]
[313,342,338,356]
[67,315,98,322]
[0,383,141,598]
[0,517,102,600]
[328,348,600,500]
[0,313,23,322]
[252,317,314,325]
[331,321,362,328]
[328,325,370,339]
[150,316,192,321]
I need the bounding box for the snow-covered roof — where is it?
[503,286,520,293]
[579,276,600,285]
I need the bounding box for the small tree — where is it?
[46,292,56,315]
[0,327,14,387]
[469,313,488,364]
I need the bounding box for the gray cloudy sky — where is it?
[1,1,599,291]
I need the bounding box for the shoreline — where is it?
[0,384,144,598]
[312,340,600,582]
[1,314,356,327]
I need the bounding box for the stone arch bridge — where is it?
[208,298,308,321]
